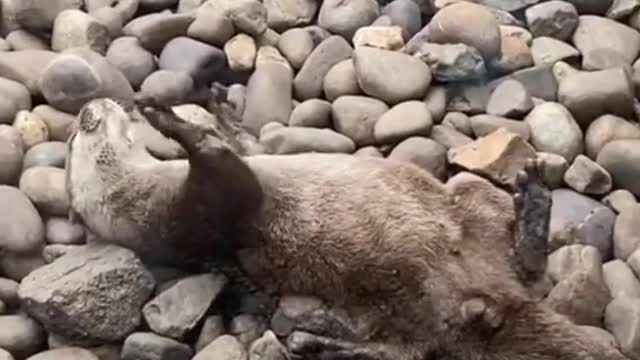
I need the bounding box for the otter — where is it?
[65,97,628,360]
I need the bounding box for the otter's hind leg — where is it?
[511,158,552,286]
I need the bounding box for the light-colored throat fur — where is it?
[66,130,162,250]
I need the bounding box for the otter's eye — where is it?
[79,106,100,132]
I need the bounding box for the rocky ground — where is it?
[1,0,640,359]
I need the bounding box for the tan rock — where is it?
[352,26,404,50]
[224,33,256,71]
[447,127,536,185]
[13,111,49,150]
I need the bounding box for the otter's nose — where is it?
[78,104,101,132]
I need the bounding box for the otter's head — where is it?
[69,98,138,169]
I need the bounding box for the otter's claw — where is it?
[511,157,552,285]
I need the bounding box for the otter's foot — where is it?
[293,309,359,342]
[139,105,212,154]
[287,332,397,360]
[511,158,552,284]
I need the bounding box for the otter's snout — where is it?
[78,105,101,132]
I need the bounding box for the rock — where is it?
[194,315,225,352]
[199,0,268,37]
[42,244,83,264]
[531,36,581,66]
[584,114,640,159]
[159,36,226,82]
[224,34,257,71]
[0,348,12,360]
[603,259,640,299]
[249,331,288,360]
[289,99,332,128]
[32,106,75,142]
[381,0,422,39]
[525,1,579,41]
[294,35,352,101]
[0,50,58,96]
[605,296,640,358]
[609,0,640,19]
[353,46,431,105]
[0,314,46,359]
[469,115,530,140]
[323,59,361,101]
[123,12,195,54]
[549,189,616,257]
[139,70,194,106]
[442,112,472,137]
[89,6,126,39]
[0,278,19,309]
[52,9,111,54]
[613,204,640,260]
[508,64,558,102]
[490,29,534,75]
[566,0,614,15]
[18,244,156,344]
[331,95,389,147]
[447,127,536,186]
[537,152,569,188]
[13,111,49,151]
[629,248,640,277]
[388,137,447,179]
[544,244,611,327]
[0,185,44,254]
[374,101,432,144]
[423,86,447,124]
[597,140,640,197]
[270,295,324,337]
[423,2,501,60]
[26,348,99,360]
[0,78,30,125]
[121,332,192,360]
[352,26,404,50]
[243,55,293,135]
[229,314,266,349]
[429,124,473,149]
[572,15,640,70]
[261,127,357,154]
[556,65,635,128]
[106,37,157,89]
[411,42,486,82]
[264,0,317,31]
[564,154,612,195]
[277,29,314,70]
[524,102,583,163]
[6,30,48,51]
[0,126,23,185]
[317,0,379,40]
[0,250,46,281]
[143,273,227,340]
[38,48,135,114]
[193,335,246,360]
[23,142,67,170]
[2,0,83,32]
[187,5,234,47]
[45,217,86,245]
[603,190,638,214]
[444,81,491,115]
[19,166,68,217]
[486,79,533,119]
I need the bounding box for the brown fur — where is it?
[66,98,628,360]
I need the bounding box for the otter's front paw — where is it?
[293,309,358,342]
[511,157,552,283]
[287,331,375,360]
